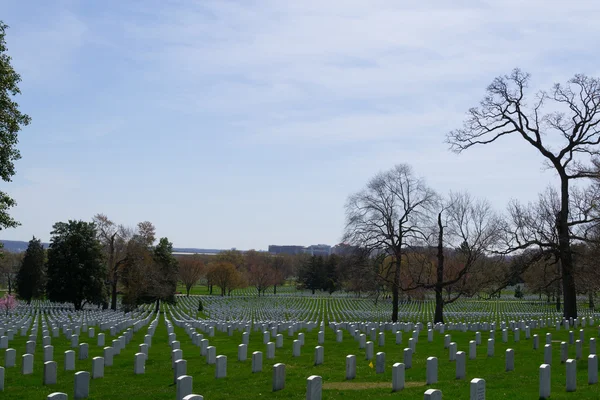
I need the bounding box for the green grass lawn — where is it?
[1,299,600,399]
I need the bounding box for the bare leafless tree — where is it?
[0,251,22,294]
[343,164,437,322]
[93,214,157,310]
[93,214,125,310]
[402,192,503,323]
[447,69,600,319]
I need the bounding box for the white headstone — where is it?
[74,371,90,399]
[566,359,576,392]
[376,352,385,374]
[174,359,187,383]
[404,348,413,369]
[426,357,438,384]
[22,354,33,375]
[97,333,104,347]
[44,361,57,385]
[469,341,476,360]
[272,363,285,392]
[5,349,15,368]
[346,355,356,380]
[424,388,442,399]
[505,349,514,371]
[449,342,457,361]
[588,354,598,384]
[456,351,466,379]
[78,343,88,360]
[91,357,103,379]
[215,355,227,378]
[238,344,247,361]
[539,363,551,399]
[176,375,193,400]
[206,346,216,365]
[544,344,552,365]
[392,362,405,391]
[365,341,374,360]
[470,378,485,400]
[560,342,568,363]
[134,353,145,374]
[314,346,324,366]
[252,351,262,373]
[44,345,54,362]
[306,375,322,400]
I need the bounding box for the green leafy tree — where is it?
[152,237,179,303]
[15,236,45,303]
[46,220,107,310]
[297,255,326,294]
[0,22,31,231]
[323,254,341,294]
[514,284,524,299]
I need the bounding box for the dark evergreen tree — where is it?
[298,255,325,294]
[46,221,107,310]
[15,236,45,303]
[151,237,179,309]
[323,254,341,294]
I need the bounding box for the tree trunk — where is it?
[109,239,117,311]
[312,288,315,295]
[558,175,577,319]
[391,283,399,322]
[434,212,445,324]
[154,299,160,313]
[273,284,277,295]
[589,291,595,311]
[111,275,118,311]
[186,286,190,296]
[556,287,561,312]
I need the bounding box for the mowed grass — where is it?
[2,304,600,399]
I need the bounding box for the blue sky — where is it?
[2,0,600,250]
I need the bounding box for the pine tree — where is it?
[15,236,45,303]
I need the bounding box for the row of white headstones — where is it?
[1,301,600,399]
[176,293,600,325]
[167,305,600,400]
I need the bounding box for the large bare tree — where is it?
[343,164,437,322]
[447,69,600,319]
[411,192,503,323]
[93,214,156,310]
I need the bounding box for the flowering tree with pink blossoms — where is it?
[0,293,16,316]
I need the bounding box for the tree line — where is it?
[6,216,178,311]
[342,70,600,323]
